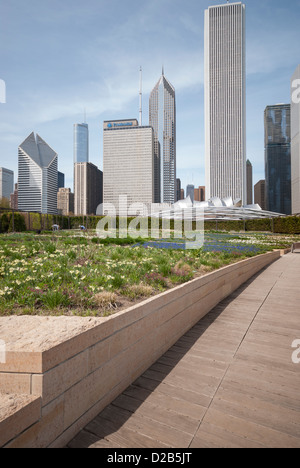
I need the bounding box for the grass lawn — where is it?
[0,230,298,317]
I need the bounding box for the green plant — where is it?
[41,290,70,309]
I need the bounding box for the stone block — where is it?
[0,394,41,447]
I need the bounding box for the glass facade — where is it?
[18,132,58,215]
[74,123,89,164]
[149,72,176,204]
[186,184,195,203]
[264,104,291,215]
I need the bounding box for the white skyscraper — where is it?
[149,70,176,204]
[204,2,246,203]
[291,65,300,214]
[103,119,154,215]
[18,132,58,214]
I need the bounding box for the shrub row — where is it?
[1,212,300,235]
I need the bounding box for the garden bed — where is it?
[0,250,281,447]
[0,231,298,317]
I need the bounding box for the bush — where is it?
[9,213,27,232]
[0,213,10,233]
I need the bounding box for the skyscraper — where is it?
[291,65,300,214]
[194,186,206,202]
[18,132,58,214]
[74,123,89,164]
[246,160,253,205]
[264,104,291,215]
[176,178,181,203]
[103,119,154,215]
[186,184,195,203]
[149,70,176,204]
[57,188,74,216]
[0,168,14,201]
[254,180,266,211]
[74,162,102,216]
[58,172,65,190]
[204,2,246,203]
[10,183,18,210]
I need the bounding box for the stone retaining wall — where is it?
[0,250,281,448]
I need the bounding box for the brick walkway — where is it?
[67,253,300,448]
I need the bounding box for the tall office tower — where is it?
[74,162,102,216]
[149,70,176,204]
[18,132,58,214]
[254,180,266,211]
[291,65,300,214]
[246,160,253,205]
[204,2,246,203]
[264,104,291,214]
[0,168,14,201]
[176,178,181,202]
[10,183,18,210]
[74,123,89,164]
[186,184,195,203]
[194,186,206,202]
[57,188,74,215]
[103,119,154,215]
[58,172,65,190]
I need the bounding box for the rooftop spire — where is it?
[139,66,142,126]
[162,65,164,76]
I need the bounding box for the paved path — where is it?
[68,253,300,448]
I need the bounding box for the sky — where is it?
[0,0,299,194]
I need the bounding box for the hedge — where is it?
[0,212,27,233]
[0,212,300,235]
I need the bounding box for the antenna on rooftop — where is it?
[84,108,87,124]
[139,66,143,126]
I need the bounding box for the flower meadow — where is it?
[0,231,297,317]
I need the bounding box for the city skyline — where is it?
[0,0,300,193]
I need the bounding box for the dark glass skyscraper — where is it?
[74,123,89,164]
[264,104,291,214]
